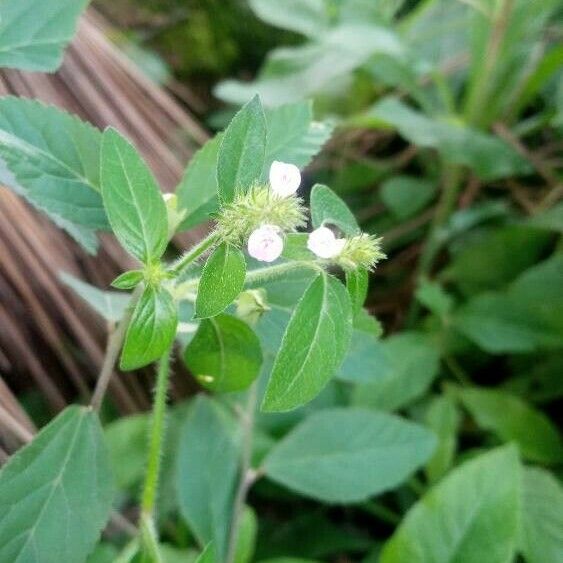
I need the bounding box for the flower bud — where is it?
[307,226,346,259]
[269,161,301,197]
[336,233,386,271]
[247,224,284,263]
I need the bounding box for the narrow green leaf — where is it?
[121,285,178,370]
[184,314,263,392]
[381,446,521,563]
[345,269,368,317]
[458,387,563,464]
[0,406,114,563]
[176,396,239,561]
[0,97,107,252]
[59,272,130,322]
[217,95,267,203]
[176,134,222,231]
[263,408,436,503]
[262,273,353,412]
[424,395,460,484]
[101,127,168,263]
[310,184,360,235]
[0,0,89,71]
[195,243,246,318]
[520,467,563,563]
[112,270,144,290]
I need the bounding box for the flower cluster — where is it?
[215,161,384,270]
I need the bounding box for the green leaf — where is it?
[0,97,107,252]
[458,387,563,464]
[100,127,168,263]
[121,285,178,370]
[176,135,222,231]
[249,0,329,37]
[520,467,563,563]
[526,202,563,233]
[263,408,436,503]
[380,176,437,219]
[281,233,315,261]
[345,269,368,317]
[424,395,460,484]
[195,543,216,563]
[184,314,263,392]
[217,96,267,203]
[59,272,130,322]
[176,396,239,561]
[351,332,440,411]
[195,243,246,319]
[234,507,257,563]
[0,0,89,71]
[264,101,333,172]
[415,279,453,318]
[310,184,360,235]
[0,406,114,563]
[365,97,529,180]
[112,270,144,290]
[262,273,353,412]
[380,446,521,563]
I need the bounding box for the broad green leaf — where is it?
[176,396,239,560]
[345,269,368,317]
[415,279,453,318]
[458,387,563,464]
[281,233,315,261]
[380,446,521,563]
[351,332,440,411]
[526,202,563,233]
[261,273,353,412]
[380,176,437,219]
[195,543,216,563]
[364,97,529,180]
[195,243,246,319]
[176,135,222,231]
[184,314,263,392]
[263,408,436,503]
[59,272,130,322]
[100,127,168,263]
[217,96,266,202]
[249,0,329,37]
[0,0,89,71]
[121,285,178,370]
[264,101,333,173]
[0,97,107,252]
[310,184,360,235]
[424,395,460,484]
[520,467,563,563]
[0,406,114,563]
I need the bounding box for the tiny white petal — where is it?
[247,224,284,263]
[307,226,346,259]
[269,161,301,197]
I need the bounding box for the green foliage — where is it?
[0,406,114,563]
[310,184,360,235]
[100,127,169,264]
[0,0,89,71]
[263,408,436,503]
[195,243,246,318]
[184,314,263,392]
[262,273,353,412]
[381,446,521,563]
[380,176,437,220]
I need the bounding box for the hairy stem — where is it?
[169,231,220,276]
[91,284,143,411]
[141,350,172,517]
[226,383,259,563]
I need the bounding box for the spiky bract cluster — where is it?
[335,234,386,271]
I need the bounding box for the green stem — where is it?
[169,231,220,277]
[226,383,259,563]
[361,501,401,525]
[141,350,172,517]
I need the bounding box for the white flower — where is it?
[269,161,301,197]
[307,226,346,259]
[247,224,284,262]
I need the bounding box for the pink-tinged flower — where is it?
[247,224,284,262]
[269,161,301,197]
[307,226,346,259]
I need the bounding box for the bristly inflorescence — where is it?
[335,233,386,271]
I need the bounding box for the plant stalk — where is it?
[141,350,172,518]
[91,284,143,411]
[169,231,220,276]
[226,383,259,563]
